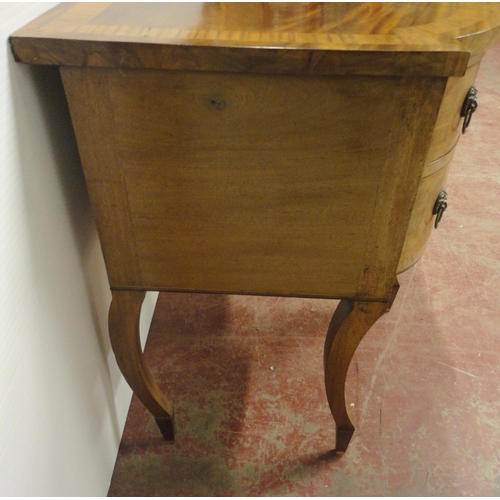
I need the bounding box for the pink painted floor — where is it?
[108,45,500,496]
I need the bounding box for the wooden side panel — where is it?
[60,67,143,286]
[109,69,394,298]
[61,67,446,301]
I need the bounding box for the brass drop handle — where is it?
[433,189,448,229]
[461,86,478,134]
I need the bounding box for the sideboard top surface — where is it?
[10,3,500,77]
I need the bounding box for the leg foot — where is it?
[324,298,392,453]
[155,415,175,441]
[109,290,174,441]
[335,427,355,454]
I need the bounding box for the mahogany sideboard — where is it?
[11,3,500,454]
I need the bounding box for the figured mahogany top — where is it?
[10,3,500,77]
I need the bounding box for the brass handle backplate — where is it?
[461,86,478,134]
[433,189,448,229]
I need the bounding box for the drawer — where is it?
[425,61,480,163]
[398,156,452,273]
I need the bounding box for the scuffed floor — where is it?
[108,45,500,496]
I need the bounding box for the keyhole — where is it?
[207,96,227,111]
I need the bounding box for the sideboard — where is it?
[11,3,500,453]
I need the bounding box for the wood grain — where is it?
[12,3,500,76]
[60,66,446,301]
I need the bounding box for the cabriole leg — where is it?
[324,299,389,453]
[109,290,174,440]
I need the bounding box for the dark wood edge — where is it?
[109,285,395,304]
[10,36,470,77]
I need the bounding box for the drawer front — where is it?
[398,156,452,274]
[425,62,480,165]
[403,61,482,272]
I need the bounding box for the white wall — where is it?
[0,3,158,495]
